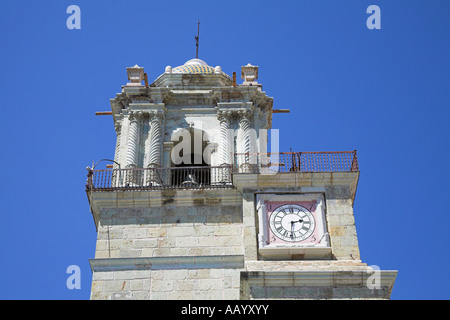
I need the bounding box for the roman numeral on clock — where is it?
[275,226,289,238]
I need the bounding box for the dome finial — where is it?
[195,19,200,59]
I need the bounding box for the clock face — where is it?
[257,195,330,258]
[268,204,316,243]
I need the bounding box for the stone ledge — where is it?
[233,171,359,206]
[245,260,368,271]
[90,255,245,272]
[240,269,398,299]
[259,246,332,260]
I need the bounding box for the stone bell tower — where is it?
[86,58,397,300]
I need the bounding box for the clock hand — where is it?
[290,220,295,239]
[290,220,304,239]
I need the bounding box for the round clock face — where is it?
[269,204,315,242]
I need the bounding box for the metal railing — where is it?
[234,151,359,174]
[85,151,358,191]
[86,165,233,191]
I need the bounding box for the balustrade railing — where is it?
[234,151,359,174]
[86,165,233,191]
[86,151,358,192]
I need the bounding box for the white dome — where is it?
[184,58,209,66]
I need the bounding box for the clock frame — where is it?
[256,193,331,259]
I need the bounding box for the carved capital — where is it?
[217,110,233,122]
[114,121,122,133]
[129,110,144,121]
[148,110,165,122]
[238,109,253,122]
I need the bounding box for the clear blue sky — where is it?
[0,0,449,300]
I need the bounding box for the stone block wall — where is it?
[94,204,243,259]
[325,186,361,260]
[90,202,244,300]
[88,182,386,300]
[91,268,242,300]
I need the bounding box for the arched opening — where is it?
[170,127,211,187]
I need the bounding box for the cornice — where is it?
[233,171,360,205]
[242,269,397,286]
[90,255,245,272]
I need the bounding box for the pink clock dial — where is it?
[266,201,319,244]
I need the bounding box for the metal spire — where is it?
[195,19,200,58]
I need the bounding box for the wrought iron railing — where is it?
[86,165,233,191]
[234,151,358,174]
[86,151,358,191]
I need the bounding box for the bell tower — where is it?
[86,58,397,300]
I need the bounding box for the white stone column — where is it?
[113,121,122,166]
[238,109,254,172]
[239,109,252,154]
[147,111,164,167]
[217,110,232,166]
[112,120,122,187]
[125,111,142,185]
[125,111,141,168]
[145,110,164,186]
[217,110,233,184]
